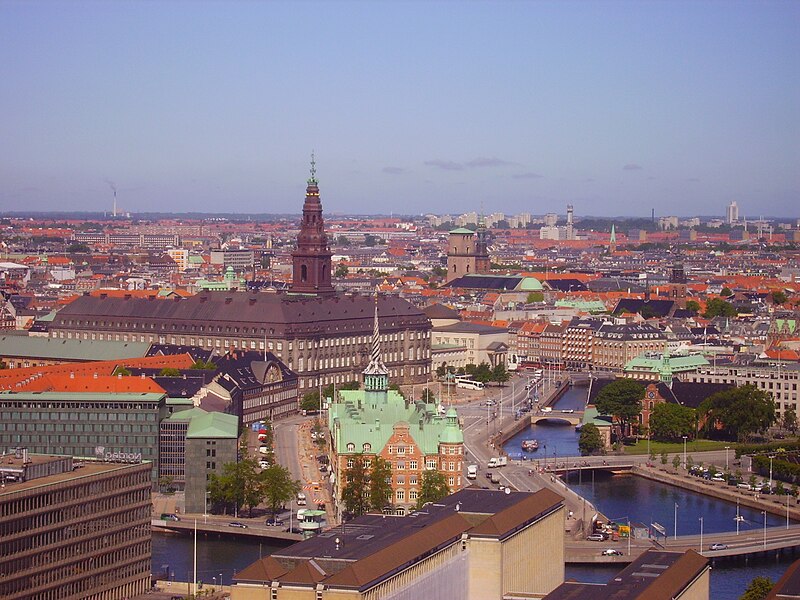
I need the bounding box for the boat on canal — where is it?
[521,439,539,452]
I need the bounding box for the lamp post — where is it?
[682,436,688,470]
[725,446,730,471]
[674,503,678,541]
[769,455,775,491]
[763,510,767,550]
[788,494,791,530]
[698,517,703,553]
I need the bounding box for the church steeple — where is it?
[291,153,335,295]
[363,292,389,392]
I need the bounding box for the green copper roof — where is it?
[171,408,239,439]
[449,227,475,235]
[555,299,607,313]
[0,335,150,361]
[519,277,544,291]
[624,353,710,374]
[328,389,462,455]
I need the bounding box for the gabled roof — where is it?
[422,303,460,320]
[233,556,288,583]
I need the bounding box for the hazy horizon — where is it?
[2,1,799,218]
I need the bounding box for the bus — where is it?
[455,377,485,390]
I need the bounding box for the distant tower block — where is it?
[668,262,688,308]
[726,201,739,224]
[566,204,574,240]
[474,214,491,274]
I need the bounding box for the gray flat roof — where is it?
[0,335,150,361]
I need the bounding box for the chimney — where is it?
[93,372,98,379]
[70,372,74,379]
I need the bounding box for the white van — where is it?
[467,465,478,479]
[541,407,552,413]
[296,492,307,506]
[487,458,498,468]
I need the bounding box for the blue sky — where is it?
[1,1,798,218]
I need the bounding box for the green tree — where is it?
[699,384,777,442]
[771,290,788,305]
[300,392,323,413]
[782,408,798,434]
[660,451,668,466]
[114,366,132,376]
[526,291,544,303]
[739,576,773,600]
[364,234,383,247]
[431,265,447,278]
[369,457,393,511]
[207,458,264,517]
[649,403,697,441]
[685,300,701,314]
[191,359,217,370]
[491,362,510,386]
[158,475,174,493]
[470,362,493,384]
[672,455,681,470]
[389,383,406,399]
[66,242,90,253]
[336,235,351,247]
[342,455,370,517]
[416,469,450,509]
[158,367,181,377]
[334,264,349,278]
[421,388,436,403]
[595,379,645,437]
[261,464,300,517]
[720,286,733,297]
[578,423,604,455]
[703,297,737,318]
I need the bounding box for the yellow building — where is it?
[232,488,565,600]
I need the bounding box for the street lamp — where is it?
[698,516,703,553]
[682,436,688,470]
[725,446,730,472]
[674,503,679,541]
[763,510,767,550]
[769,455,775,491]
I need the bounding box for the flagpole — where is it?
[193,518,198,595]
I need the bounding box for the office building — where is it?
[0,453,151,600]
[727,201,739,224]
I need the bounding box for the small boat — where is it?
[734,515,745,522]
[521,439,539,452]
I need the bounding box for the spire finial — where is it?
[308,151,317,184]
[364,287,388,377]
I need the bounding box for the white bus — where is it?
[455,377,485,390]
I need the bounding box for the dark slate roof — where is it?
[213,350,296,390]
[146,344,214,362]
[586,278,646,293]
[151,376,206,398]
[445,275,522,291]
[612,298,675,317]
[422,303,461,320]
[545,278,588,292]
[766,556,800,599]
[51,291,429,337]
[432,322,508,335]
[668,379,735,409]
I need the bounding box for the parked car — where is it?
[228,522,247,529]
[709,543,728,551]
[601,549,623,556]
[160,513,180,522]
[265,517,284,526]
[296,492,307,506]
[587,533,606,542]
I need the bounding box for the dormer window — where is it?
[346,443,355,452]
[363,443,371,452]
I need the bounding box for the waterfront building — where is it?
[0,453,151,600]
[329,299,464,514]
[592,323,668,373]
[159,407,238,513]
[544,549,709,600]
[231,488,565,600]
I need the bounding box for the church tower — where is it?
[474,214,491,274]
[291,154,335,296]
[363,294,389,406]
[668,262,688,308]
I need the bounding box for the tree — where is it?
[207,458,264,517]
[115,366,132,376]
[660,451,668,466]
[334,264,349,278]
[300,392,323,413]
[491,363,510,386]
[699,384,777,442]
[261,464,300,517]
[470,362,493,384]
[720,286,733,297]
[421,388,436,403]
[740,576,773,600]
[66,242,90,253]
[369,457,393,510]
[431,265,447,278]
[649,403,697,442]
[158,367,181,377]
[158,475,174,493]
[342,455,371,517]
[703,297,736,318]
[416,469,450,509]
[389,383,406,398]
[685,300,701,314]
[191,359,217,370]
[771,290,788,305]
[364,234,383,247]
[783,408,798,434]
[336,235,351,247]
[578,423,604,455]
[672,455,681,470]
[595,379,645,436]
[526,291,544,303]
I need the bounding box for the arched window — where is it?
[363,443,371,452]
[301,264,308,282]
[346,443,355,452]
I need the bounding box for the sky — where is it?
[1,1,799,219]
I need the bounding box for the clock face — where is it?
[647,391,655,399]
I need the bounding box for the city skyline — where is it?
[2,1,799,218]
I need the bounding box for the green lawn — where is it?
[624,439,741,456]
